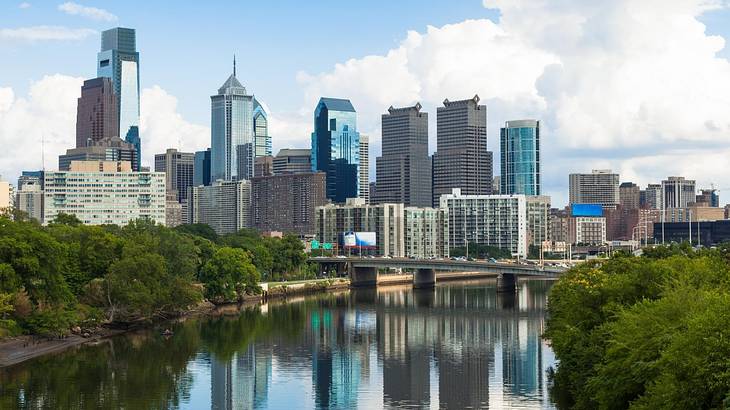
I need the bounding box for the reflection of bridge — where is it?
[310,257,566,292]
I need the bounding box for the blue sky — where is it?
[3,1,730,206]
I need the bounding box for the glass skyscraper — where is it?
[311,97,360,203]
[97,27,140,171]
[253,98,272,159]
[210,60,254,181]
[500,119,540,195]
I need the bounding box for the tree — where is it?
[199,248,260,303]
[174,223,219,243]
[49,213,82,227]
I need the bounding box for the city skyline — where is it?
[3,1,730,206]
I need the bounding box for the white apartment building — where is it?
[15,178,43,222]
[569,217,607,245]
[404,207,449,258]
[439,189,528,258]
[42,161,166,225]
[569,169,620,208]
[192,179,251,235]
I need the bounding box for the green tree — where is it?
[199,248,260,303]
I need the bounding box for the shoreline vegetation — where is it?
[545,243,730,409]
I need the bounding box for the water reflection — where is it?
[0,279,555,409]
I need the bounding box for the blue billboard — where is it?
[343,232,377,248]
[571,204,603,217]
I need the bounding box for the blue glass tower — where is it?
[194,148,211,186]
[500,120,540,195]
[311,98,360,203]
[253,98,272,158]
[97,27,140,171]
[210,58,254,181]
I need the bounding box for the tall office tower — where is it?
[75,77,118,148]
[619,182,640,210]
[154,148,195,204]
[359,134,369,203]
[645,183,662,209]
[192,179,251,235]
[97,27,140,170]
[253,98,272,159]
[662,176,696,208]
[432,95,492,207]
[59,137,136,171]
[272,148,311,175]
[194,148,211,187]
[374,103,431,207]
[568,169,620,208]
[500,119,540,195]
[311,97,360,203]
[211,59,254,181]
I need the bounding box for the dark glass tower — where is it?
[500,119,540,195]
[75,77,118,148]
[97,27,140,170]
[374,103,431,207]
[311,97,360,203]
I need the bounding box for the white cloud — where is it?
[0,25,95,41]
[139,85,209,165]
[18,2,31,9]
[58,2,117,21]
[293,1,730,206]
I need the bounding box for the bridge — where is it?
[310,257,566,292]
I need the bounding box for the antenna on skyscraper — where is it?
[233,54,236,77]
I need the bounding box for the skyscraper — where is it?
[311,97,360,203]
[662,176,696,208]
[154,148,195,204]
[211,58,254,181]
[253,98,272,159]
[194,148,211,187]
[75,77,118,148]
[568,170,620,208]
[374,103,431,207]
[359,134,369,203]
[432,95,492,206]
[97,27,140,170]
[500,120,540,195]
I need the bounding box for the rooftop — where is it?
[318,97,355,112]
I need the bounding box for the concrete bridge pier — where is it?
[350,266,378,287]
[496,273,517,293]
[413,268,436,289]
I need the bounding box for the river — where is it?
[0,278,556,409]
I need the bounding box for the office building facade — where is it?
[42,161,165,226]
[500,120,540,195]
[211,61,254,181]
[432,95,492,206]
[644,184,662,209]
[359,134,369,203]
[60,137,137,171]
[619,182,640,210]
[250,172,327,236]
[662,176,696,209]
[192,179,251,235]
[273,148,311,175]
[194,149,212,187]
[154,148,195,204]
[15,177,43,222]
[439,189,527,258]
[311,97,360,203]
[97,27,140,170]
[75,77,119,149]
[253,98,272,160]
[374,103,431,207]
[568,170,620,208]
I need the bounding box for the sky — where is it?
[2,0,730,207]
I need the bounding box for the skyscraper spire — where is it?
[233,54,236,77]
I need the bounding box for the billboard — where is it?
[571,203,603,217]
[343,231,376,248]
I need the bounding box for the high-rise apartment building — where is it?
[311,97,360,203]
[404,207,449,258]
[15,176,43,222]
[43,161,165,225]
[359,134,369,203]
[662,176,696,209]
[211,60,254,181]
[526,196,551,247]
[432,95,492,206]
[194,149,211,187]
[272,149,311,175]
[60,137,136,171]
[97,27,140,170]
[254,156,273,177]
[374,103,431,207]
[500,120,540,195]
[645,184,662,209]
[439,189,528,258]
[250,172,327,236]
[568,170,620,208]
[619,182,640,210]
[75,77,118,149]
[154,148,195,204]
[192,179,251,235]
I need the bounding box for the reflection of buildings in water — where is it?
[210,344,272,410]
[501,318,544,397]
